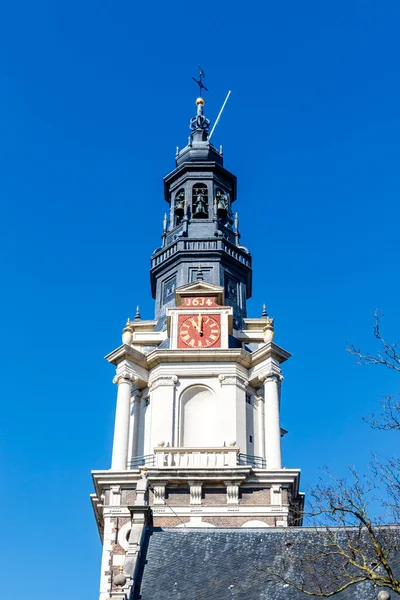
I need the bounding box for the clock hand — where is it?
[190,317,200,332]
[198,313,203,335]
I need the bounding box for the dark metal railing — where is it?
[151,238,251,269]
[128,454,155,469]
[237,453,266,469]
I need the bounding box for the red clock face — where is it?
[178,314,221,348]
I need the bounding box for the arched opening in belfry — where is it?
[192,184,209,218]
[215,187,230,224]
[180,385,220,446]
[174,188,185,226]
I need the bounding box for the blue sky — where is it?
[1,1,400,597]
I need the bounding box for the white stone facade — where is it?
[91,282,304,600]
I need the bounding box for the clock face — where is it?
[178,314,221,348]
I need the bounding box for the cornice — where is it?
[105,342,293,377]
[146,348,252,370]
[250,342,291,367]
[104,345,148,369]
[91,467,302,494]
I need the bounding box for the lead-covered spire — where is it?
[150,75,251,329]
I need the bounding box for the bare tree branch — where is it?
[262,312,400,597]
[347,310,400,374]
[347,311,400,431]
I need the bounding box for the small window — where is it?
[162,276,177,305]
[249,435,253,443]
[246,394,252,405]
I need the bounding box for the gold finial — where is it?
[196,97,205,106]
[119,566,124,573]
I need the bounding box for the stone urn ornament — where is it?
[113,566,127,588]
[122,319,134,345]
[263,318,274,343]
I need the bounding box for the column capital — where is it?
[113,371,138,385]
[218,374,249,390]
[259,371,283,384]
[148,375,179,391]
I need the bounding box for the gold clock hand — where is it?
[190,317,199,331]
[198,313,203,335]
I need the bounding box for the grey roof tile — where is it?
[133,527,400,600]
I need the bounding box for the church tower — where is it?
[91,91,304,600]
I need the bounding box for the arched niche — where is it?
[192,184,209,218]
[180,385,220,447]
[215,187,230,222]
[174,188,185,226]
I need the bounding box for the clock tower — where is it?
[91,93,304,600]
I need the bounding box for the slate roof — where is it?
[133,527,400,600]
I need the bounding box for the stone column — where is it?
[260,372,282,469]
[111,371,138,470]
[130,390,142,459]
[255,388,266,462]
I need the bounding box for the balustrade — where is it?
[154,446,239,468]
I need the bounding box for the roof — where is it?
[133,527,400,600]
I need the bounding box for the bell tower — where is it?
[151,97,251,330]
[91,87,304,600]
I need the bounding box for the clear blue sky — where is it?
[1,1,399,597]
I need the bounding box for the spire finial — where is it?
[135,305,141,320]
[190,67,210,136]
[262,304,268,317]
[192,65,208,98]
[196,263,204,281]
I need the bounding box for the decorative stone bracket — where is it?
[188,481,202,505]
[152,483,166,505]
[224,481,239,505]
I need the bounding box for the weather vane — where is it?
[192,65,209,97]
